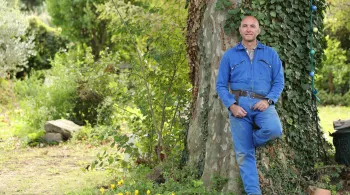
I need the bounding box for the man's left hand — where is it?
[253,99,269,111]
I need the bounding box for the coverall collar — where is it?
[236,41,264,50]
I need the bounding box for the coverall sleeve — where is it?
[216,53,236,108]
[265,50,284,103]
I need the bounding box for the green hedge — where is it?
[317,90,350,106]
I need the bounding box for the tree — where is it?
[184,0,329,194]
[19,0,45,12]
[316,36,349,94]
[46,0,109,59]
[0,0,35,78]
[322,0,350,95]
[324,0,350,49]
[16,17,68,78]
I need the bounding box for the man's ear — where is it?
[257,27,261,35]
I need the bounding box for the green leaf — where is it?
[270,11,276,17]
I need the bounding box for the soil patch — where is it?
[0,141,112,195]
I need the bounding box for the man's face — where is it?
[239,16,260,42]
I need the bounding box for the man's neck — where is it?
[242,40,257,50]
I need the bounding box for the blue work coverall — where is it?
[216,42,284,195]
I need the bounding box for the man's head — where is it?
[239,16,261,43]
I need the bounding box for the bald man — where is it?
[216,16,284,195]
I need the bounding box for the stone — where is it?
[44,119,82,140]
[44,133,63,143]
[307,186,331,195]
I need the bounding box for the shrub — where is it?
[12,52,78,142]
[18,16,68,77]
[317,90,350,106]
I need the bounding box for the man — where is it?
[216,16,284,195]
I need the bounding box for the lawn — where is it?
[318,106,350,142]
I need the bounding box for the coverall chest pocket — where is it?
[257,59,272,81]
[230,60,249,82]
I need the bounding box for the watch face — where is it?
[268,99,272,105]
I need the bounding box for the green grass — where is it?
[318,106,350,142]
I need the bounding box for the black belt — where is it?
[231,90,266,103]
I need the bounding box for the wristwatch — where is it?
[267,99,273,105]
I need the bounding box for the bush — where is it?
[17,16,68,78]
[11,52,78,142]
[65,47,125,126]
[10,45,133,143]
[317,90,350,106]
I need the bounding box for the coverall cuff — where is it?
[265,96,278,105]
[226,99,236,110]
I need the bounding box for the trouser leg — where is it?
[253,105,283,147]
[229,114,261,195]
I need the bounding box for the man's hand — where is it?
[253,99,269,111]
[230,104,247,118]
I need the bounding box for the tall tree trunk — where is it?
[185,0,242,192]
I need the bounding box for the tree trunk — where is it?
[185,0,243,192]
[328,71,334,94]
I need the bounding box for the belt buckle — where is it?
[249,91,255,99]
[244,90,250,98]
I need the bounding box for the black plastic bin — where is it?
[330,120,350,166]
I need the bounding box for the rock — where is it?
[307,186,331,195]
[44,133,63,143]
[44,119,82,140]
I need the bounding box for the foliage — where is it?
[311,163,347,195]
[79,164,230,195]
[323,0,350,96]
[64,47,124,126]
[11,53,78,143]
[22,16,68,75]
[46,0,109,59]
[19,0,45,12]
[315,36,349,95]
[0,78,15,106]
[216,0,331,193]
[317,90,350,106]
[324,0,350,47]
[97,0,191,163]
[0,0,35,78]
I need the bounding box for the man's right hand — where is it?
[229,103,247,118]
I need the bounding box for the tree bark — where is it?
[328,71,334,94]
[185,0,243,192]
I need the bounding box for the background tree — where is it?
[0,0,35,78]
[46,0,109,59]
[19,0,45,12]
[184,0,329,194]
[316,36,348,94]
[316,0,350,98]
[15,16,68,78]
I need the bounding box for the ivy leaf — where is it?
[270,11,276,17]
[228,9,240,15]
